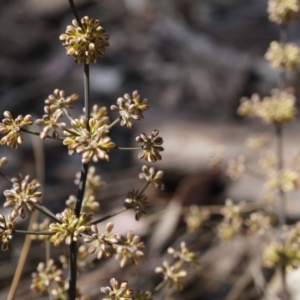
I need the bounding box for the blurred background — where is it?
[1,0,300,299]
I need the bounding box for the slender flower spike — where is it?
[100,278,133,300]
[60,16,109,64]
[111,91,148,129]
[4,175,42,219]
[0,111,33,149]
[136,130,164,162]
[0,214,16,251]
[49,209,92,246]
[139,165,164,190]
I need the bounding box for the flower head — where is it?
[111,91,148,129]
[114,231,145,267]
[100,278,133,300]
[226,155,245,180]
[268,0,300,24]
[49,209,92,246]
[265,41,300,71]
[155,261,187,290]
[31,259,64,295]
[184,205,210,232]
[60,16,109,64]
[0,214,16,251]
[63,118,115,163]
[84,223,118,259]
[136,130,164,162]
[0,111,33,149]
[139,165,164,190]
[45,89,78,112]
[124,189,149,221]
[168,242,199,268]
[4,175,42,218]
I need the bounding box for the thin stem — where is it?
[84,64,90,128]
[275,124,286,229]
[21,128,61,140]
[106,117,121,130]
[139,182,150,197]
[69,63,91,300]
[89,207,128,225]
[32,203,60,223]
[68,0,83,29]
[0,170,11,183]
[14,230,54,235]
[154,280,167,293]
[115,146,142,150]
[62,108,74,122]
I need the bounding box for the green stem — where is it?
[115,146,142,150]
[62,108,74,122]
[154,280,167,292]
[106,117,121,130]
[14,230,54,235]
[139,182,150,197]
[32,203,60,223]
[89,208,128,225]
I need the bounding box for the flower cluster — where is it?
[217,199,244,241]
[226,155,245,180]
[4,175,42,218]
[245,212,271,236]
[31,259,89,299]
[85,223,145,267]
[60,16,109,64]
[265,41,300,71]
[263,241,300,269]
[245,134,271,152]
[114,231,145,267]
[36,89,78,139]
[237,89,297,124]
[0,111,33,149]
[139,165,164,190]
[85,223,118,259]
[49,209,92,246]
[100,278,133,300]
[267,0,300,24]
[155,261,187,291]
[111,91,148,128]
[136,130,164,162]
[265,169,299,192]
[124,189,148,221]
[62,118,115,163]
[168,242,199,268]
[184,205,210,232]
[0,214,16,251]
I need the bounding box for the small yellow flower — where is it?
[265,41,300,71]
[268,0,300,24]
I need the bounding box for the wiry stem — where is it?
[68,0,83,30]
[89,207,128,225]
[69,64,91,299]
